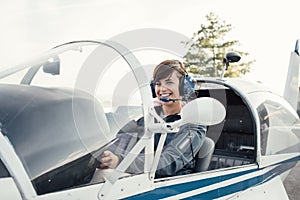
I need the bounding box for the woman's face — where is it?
[154,71,181,103]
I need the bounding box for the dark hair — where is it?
[153,60,187,83]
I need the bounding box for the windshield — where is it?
[0,41,147,194]
[257,99,300,155]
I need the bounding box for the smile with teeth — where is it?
[160,93,172,98]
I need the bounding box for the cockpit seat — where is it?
[194,137,215,172]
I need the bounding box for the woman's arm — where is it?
[155,124,206,177]
[124,123,207,176]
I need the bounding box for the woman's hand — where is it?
[99,151,120,169]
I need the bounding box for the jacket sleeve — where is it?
[124,123,207,176]
[155,124,206,177]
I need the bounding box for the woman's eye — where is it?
[154,82,161,86]
[166,81,174,85]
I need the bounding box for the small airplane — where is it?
[0,39,299,200]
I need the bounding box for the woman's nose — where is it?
[158,84,168,91]
[155,84,166,94]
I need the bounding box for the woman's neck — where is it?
[162,102,182,116]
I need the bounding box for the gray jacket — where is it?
[108,108,207,178]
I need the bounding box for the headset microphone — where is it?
[160,97,182,102]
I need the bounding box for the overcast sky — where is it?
[1,0,300,94]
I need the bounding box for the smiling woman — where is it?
[98,59,207,178]
[153,60,185,114]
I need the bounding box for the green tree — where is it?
[184,12,255,78]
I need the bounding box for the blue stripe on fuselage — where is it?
[124,168,257,200]
[125,157,299,200]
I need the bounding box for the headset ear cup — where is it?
[179,75,186,96]
[150,80,156,98]
[183,76,197,101]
